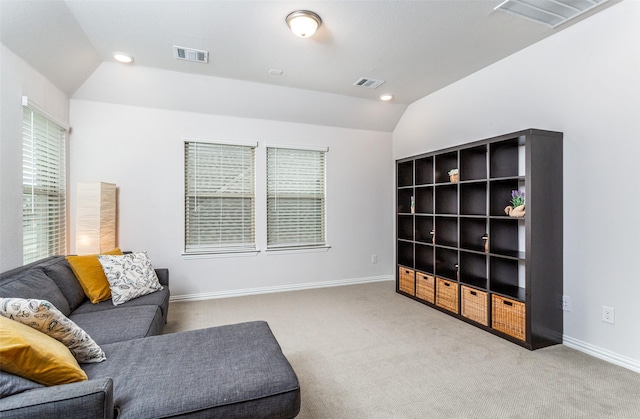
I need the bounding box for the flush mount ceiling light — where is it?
[494,0,609,28]
[286,10,322,38]
[379,94,394,101]
[113,52,133,63]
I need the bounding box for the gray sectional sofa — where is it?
[0,256,300,418]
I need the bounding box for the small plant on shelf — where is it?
[505,190,525,217]
[448,168,459,183]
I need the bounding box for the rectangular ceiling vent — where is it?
[494,0,609,28]
[174,46,208,63]
[353,77,385,89]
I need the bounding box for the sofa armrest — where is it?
[0,378,114,419]
[155,268,169,286]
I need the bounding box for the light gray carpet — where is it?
[164,281,640,418]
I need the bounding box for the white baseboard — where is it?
[563,335,640,373]
[170,275,394,302]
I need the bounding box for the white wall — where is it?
[393,1,639,370]
[0,44,70,271]
[69,97,394,298]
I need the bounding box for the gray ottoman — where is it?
[83,321,300,418]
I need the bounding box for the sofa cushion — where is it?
[41,259,86,311]
[0,268,70,316]
[66,248,123,304]
[72,287,170,324]
[0,371,43,398]
[70,305,164,346]
[97,252,163,306]
[0,316,87,386]
[82,321,301,419]
[0,298,106,363]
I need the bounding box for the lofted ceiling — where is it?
[0,0,619,107]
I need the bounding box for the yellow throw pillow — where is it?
[0,316,88,386]
[67,248,123,303]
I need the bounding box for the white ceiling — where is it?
[0,0,619,106]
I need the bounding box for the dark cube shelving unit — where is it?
[395,129,563,350]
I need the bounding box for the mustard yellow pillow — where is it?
[0,316,88,386]
[67,248,123,303]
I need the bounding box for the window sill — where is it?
[181,249,260,260]
[264,245,331,255]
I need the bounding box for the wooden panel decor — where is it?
[396,129,563,350]
[399,267,415,296]
[461,286,488,326]
[416,272,435,304]
[436,278,459,314]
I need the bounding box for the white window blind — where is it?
[22,106,67,264]
[184,141,256,253]
[267,147,326,249]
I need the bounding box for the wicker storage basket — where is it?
[461,286,488,326]
[491,294,526,341]
[416,272,435,304]
[399,267,415,296]
[436,277,459,313]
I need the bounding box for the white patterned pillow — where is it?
[0,298,106,363]
[98,252,163,306]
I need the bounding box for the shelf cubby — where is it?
[397,240,414,268]
[397,188,414,214]
[459,251,487,289]
[435,151,458,184]
[459,218,487,253]
[489,218,522,258]
[459,145,487,181]
[490,138,521,179]
[415,156,434,185]
[489,257,525,301]
[415,243,435,274]
[397,160,414,187]
[435,184,458,215]
[415,186,433,214]
[397,215,413,241]
[489,179,522,216]
[434,217,458,248]
[435,247,458,281]
[414,216,434,244]
[460,182,487,216]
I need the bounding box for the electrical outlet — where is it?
[562,295,572,311]
[371,254,378,264]
[602,306,615,324]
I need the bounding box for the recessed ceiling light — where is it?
[113,52,133,63]
[380,94,394,101]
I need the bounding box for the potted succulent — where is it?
[448,168,459,183]
[504,190,525,217]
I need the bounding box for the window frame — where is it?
[265,144,329,252]
[22,97,68,264]
[183,139,258,257]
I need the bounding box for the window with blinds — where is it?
[184,141,256,253]
[267,147,327,249]
[22,106,67,264]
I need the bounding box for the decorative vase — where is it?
[482,234,489,253]
[504,204,525,217]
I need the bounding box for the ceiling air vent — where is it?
[173,46,208,63]
[353,77,385,89]
[494,0,609,28]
